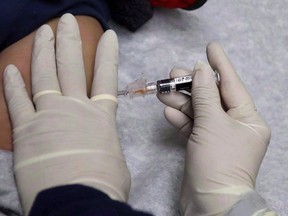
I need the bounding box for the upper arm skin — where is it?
[0,15,104,151]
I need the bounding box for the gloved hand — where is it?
[3,14,130,215]
[157,42,271,215]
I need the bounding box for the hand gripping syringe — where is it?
[117,71,220,98]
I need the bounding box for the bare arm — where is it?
[0,15,104,150]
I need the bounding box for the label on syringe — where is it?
[174,76,192,92]
[174,76,192,84]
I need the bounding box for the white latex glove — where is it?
[3,14,130,215]
[157,42,272,216]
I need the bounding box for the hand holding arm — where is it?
[4,14,130,215]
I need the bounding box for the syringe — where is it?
[118,71,220,98]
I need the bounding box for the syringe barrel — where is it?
[156,71,220,94]
[157,76,193,94]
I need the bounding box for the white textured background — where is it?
[1,1,287,216]
[112,0,288,215]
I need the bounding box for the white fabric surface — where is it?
[1,0,287,215]
[113,0,288,215]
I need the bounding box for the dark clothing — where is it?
[0,0,110,51]
[29,185,154,216]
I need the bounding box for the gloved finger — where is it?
[170,67,194,78]
[3,65,35,128]
[164,106,193,138]
[56,13,87,98]
[206,42,255,111]
[90,30,119,109]
[158,92,193,118]
[191,62,222,117]
[157,68,193,118]
[32,25,61,110]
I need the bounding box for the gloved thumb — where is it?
[191,61,222,118]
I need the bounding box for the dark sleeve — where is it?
[0,0,110,51]
[29,184,154,216]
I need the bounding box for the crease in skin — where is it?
[90,94,118,104]
[179,98,193,118]
[252,209,278,216]
[195,185,253,196]
[235,120,268,145]
[14,149,125,171]
[33,90,62,102]
[226,102,257,116]
[179,118,193,137]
